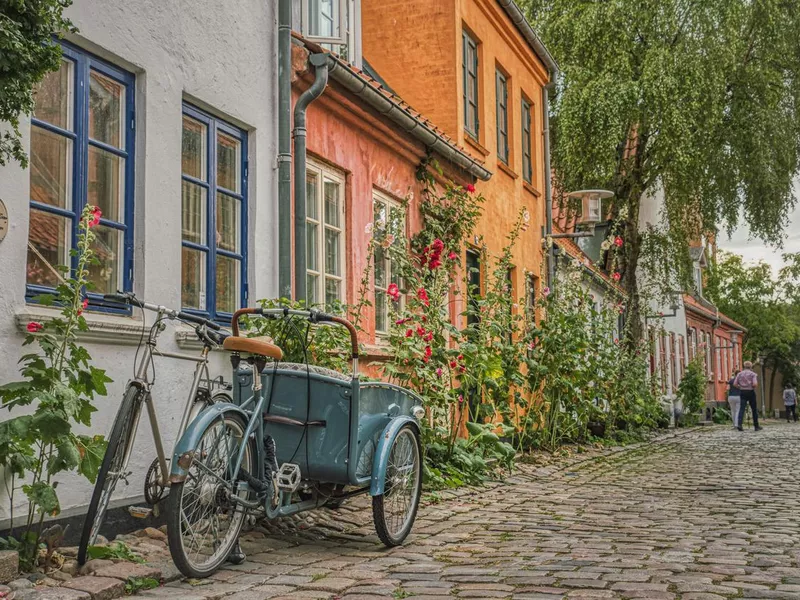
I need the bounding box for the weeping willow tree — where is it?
[523,0,800,344]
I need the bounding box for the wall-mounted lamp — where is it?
[549,189,614,239]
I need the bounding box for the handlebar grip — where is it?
[103,292,143,308]
[178,311,221,330]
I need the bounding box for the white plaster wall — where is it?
[0,0,278,520]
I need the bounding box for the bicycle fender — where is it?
[169,402,249,483]
[370,416,420,497]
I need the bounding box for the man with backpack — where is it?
[734,361,761,431]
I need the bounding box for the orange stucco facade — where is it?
[362,0,551,307]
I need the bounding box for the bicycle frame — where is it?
[120,308,215,489]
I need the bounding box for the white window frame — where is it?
[373,189,405,335]
[306,160,346,307]
[301,0,361,65]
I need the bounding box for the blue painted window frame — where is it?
[180,103,248,323]
[26,40,136,314]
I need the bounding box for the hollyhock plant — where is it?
[466,183,476,193]
[88,206,102,227]
[417,287,430,306]
[612,272,621,282]
[26,322,43,333]
[614,236,624,247]
[387,283,401,301]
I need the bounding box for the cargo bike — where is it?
[165,306,425,578]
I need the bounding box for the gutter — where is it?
[496,0,559,75]
[322,53,492,181]
[277,0,293,298]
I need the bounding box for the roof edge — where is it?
[496,0,559,77]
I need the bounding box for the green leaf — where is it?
[22,482,60,516]
[49,438,81,475]
[76,435,106,483]
[31,408,71,442]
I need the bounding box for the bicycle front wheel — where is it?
[166,412,254,578]
[78,386,143,565]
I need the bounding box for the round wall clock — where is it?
[0,199,7,243]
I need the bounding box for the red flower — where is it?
[88,206,102,228]
[614,236,624,247]
[459,366,466,373]
[424,332,433,342]
[612,272,621,282]
[424,346,432,359]
[405,329,413,338]
[77,298,89,316]
[387,283,401,301]
[466,184,476,193]
[26,322,43,333]
[432,239,444,253]
[416,325,427,337]
[417,288,430,307]
[395,317,410,325]
[450,360,457,368]
[614,338,619,345]
[428,258,442,270]
[448,251,458,261]
[457,354,464,361]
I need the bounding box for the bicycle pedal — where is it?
[128,506,152,519]
[276,463,301,492]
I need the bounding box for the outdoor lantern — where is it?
[567,189,613,232]
[731,331,739,345]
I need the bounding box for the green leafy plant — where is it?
[0,0,75,166]
[676,356,706,426]
[87,541,143,563]
[125,576,160,595]
[0,204,111,569]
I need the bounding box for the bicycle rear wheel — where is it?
[78,386,143,565]
[166,412,254,578]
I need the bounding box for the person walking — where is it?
[734,361,761,431]
[783,382,797,423]
[728,370,741,430]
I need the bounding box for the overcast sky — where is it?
[717,179,800,275]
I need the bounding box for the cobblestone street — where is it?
[150,424,800,600]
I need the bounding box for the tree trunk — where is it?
[769,365,777,416]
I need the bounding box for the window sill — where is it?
[523,181,541,198]
[16,305,146,346]
[464,134,490,157]
[362,342,394,358]
[497,161,518,180]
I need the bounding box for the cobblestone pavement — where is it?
[150,424,800,600]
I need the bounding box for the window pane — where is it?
[324,180,340,227]
[89,71,124,148]
[373,200,386,228]
[182,116,206,180]
[307,222,318,271]
[306,172,319,220]
[26,209,70,288]
[88,145,123,222]
[307,273,319,305]
[375,246,386,288]
[307,0,340,38]
[217,132,240,192]
[325,277,340,305]
[30,127,72,210]
[33,60,72,130]
[375,291,387,333]
[182,246,206,310]
[88,225,121,295]
[216,193,239,252]
[181,181,206,244]
[325,228,340,276]
[216,255,239,314]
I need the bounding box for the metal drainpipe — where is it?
[543,81,556,289]
[293,54,330,303]
[278,0,292,298]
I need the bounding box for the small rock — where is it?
[8,579,33,591]
[63,576,124,600]
[37,578,60,587]
[60,561,78,577]
[25,574,47,584]
[157,525,167,535]
[48,571,72,582]
[94,536,108,546]
[78,559,113,576]
[143,527,166,542]
[0,551,18,584]
[58,547,78,558]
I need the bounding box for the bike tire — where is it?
[77,386,143,565]
[166,411,255,579]
[372,424,422,547]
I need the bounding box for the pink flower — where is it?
[88,207,102,228]
[466,184,476,193]
[543,286,551,297]
[436,368,443,377]
[395,317,410,325]
[417,288,430,307]
[77,298,89,316]
[405,329,413,338]
[364,223,374,236]
[448,251,458,261]
[614,338,619,345]
[27,322,43,333]
[614,236,624,247]
[458,394,465,404]
[528,341,536,351]
[612,272,621,282]
[381,234,395,249]
[387,283,401,301]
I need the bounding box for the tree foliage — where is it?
[524,0,800,342]
[0,0,73,166]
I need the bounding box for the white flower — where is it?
[364,223,373,236]
[522,210,531,224]
[600,239,612,251]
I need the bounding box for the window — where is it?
[462,30,479,140]
[659,334,667,392]
[678,334,686,379]
[306,161,345,307]
[694,265,703,295]
[26,44,135,309]
[669,332,677,392]
[181,104,247,320]
[373,191,405,334]
[521,97,532,184]
[466,249,481,326]
[495,69,509,163]
[525,273,537,315]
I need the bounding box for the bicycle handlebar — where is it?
[231,307,360,359]
[103,292,222,331]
